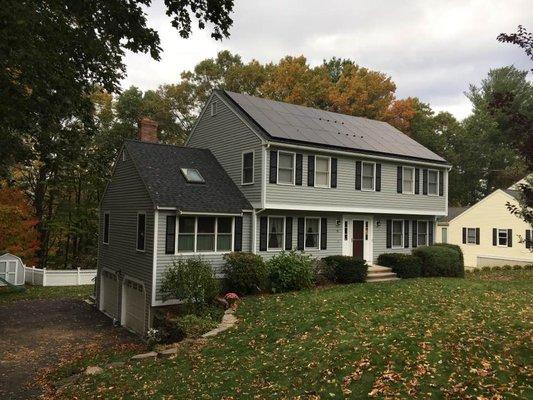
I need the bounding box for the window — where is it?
[268,217,284,250]
[442,227,448,243]
[403,167,415,194]
[277,152,295,184]
[176,216,234,253]
[242,151,254,185]
[136,213,146,251]
[417,221,428,246]
[428,169,438,195]
[305,218,320,249]
[181,168,205,183]
[103,212,110,244]
[467,228,477,244]
[178,217,195,252]
[498,229,508,246]
[210,100,218,116]
[361,161,375,191]
[315,156,330,187]
[344,221,348,241]
[392,220,404,248]
[165,215,176,254]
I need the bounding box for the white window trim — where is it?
[314,155,331,188]
[210,100,217,116]
[497,228,508,247]
[176,216,235,255]
[417,220,429,246]
[136,212,146,252]
[103,211,110,245]
[391,219,404,249]
[304,217,321,250]
[277,151,296,186]
[267,216,285,251]
[402,166,415,195]
[361,161,376,192]
[466,227,477,245]
[427,169,439,196]
[241,150,255,185]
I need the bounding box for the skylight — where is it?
[181,168,205,183]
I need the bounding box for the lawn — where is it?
[55,271,532,399]
[0,284,93,304]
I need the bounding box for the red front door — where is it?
[352,220,364,259]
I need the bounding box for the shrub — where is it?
[322,256,368,283]
[313,258,336,285]
[377,253,422,279]
[160,257,219,314]
[222,252,269,295]
[412,245,464,277]
[433,243,464,267]
[502,264,513,270]
[492,266,503,271]
[482,266,492,271]
[513,264,523,270]
[176,314,218,338]
[267,251,315,293]
[525,264,533,270]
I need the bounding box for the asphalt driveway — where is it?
[0,297,142,399]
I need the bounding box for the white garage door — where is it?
[101,270,118,318]
[123,279,145,334]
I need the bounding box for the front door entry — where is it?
[352,220,364,259]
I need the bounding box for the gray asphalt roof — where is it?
[440,206,470,223]
[503,189,521,200]
[125,140,251,214]
[221,90,448,164]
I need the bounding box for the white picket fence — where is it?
[24,266,96,286]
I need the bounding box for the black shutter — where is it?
[297,218,305,250]
[415,168,420,194]
[285,217,293,250]
[295,154,303,185]
[269,150,277,184]
[259,217,268,251]
[422,169,428,195]
[404,220,409,248]
[428,221,434,245]
[376,164,382,192]
[397,166,402,193]
[412,220,418,247]
[320,218,327,250]
[475,228,480,245]
[355,161,362,190]
[234,216,243,251]
[492,228,497,246]
[526,230,532,249]
[137,213,145,251]
[307,155,315,186]
[165,215,176,254]
[386,219,392,249]
[508,229,512,247]
[331,158,338,188]
[462,228,466,244]
[439,170,444,196]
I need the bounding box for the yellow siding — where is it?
[436,190,532,267]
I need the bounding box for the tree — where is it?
[497,25,533,67]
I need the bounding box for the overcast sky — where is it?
[122,0,532,120]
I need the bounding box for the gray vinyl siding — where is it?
[255,211,342,261]
[187,94,263,206]
[97,148,154,333]
[154,211,253,302]
[266,146,446,213]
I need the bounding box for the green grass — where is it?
[0,284,93,304]
[56,271,532,399]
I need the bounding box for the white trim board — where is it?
[264,203,446,216]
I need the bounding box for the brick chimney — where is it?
[138,117,158,143]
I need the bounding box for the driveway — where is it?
[0,298,142,399]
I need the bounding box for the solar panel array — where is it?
[225,91,446,163]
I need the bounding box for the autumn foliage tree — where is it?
[0,187,40,266]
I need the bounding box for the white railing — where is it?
[24,266,96,286]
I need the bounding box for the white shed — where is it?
[0,253,26,286]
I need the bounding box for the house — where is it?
[96,91,450,334]
[436,186,533,267]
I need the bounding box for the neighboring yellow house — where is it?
[436,188,533,267]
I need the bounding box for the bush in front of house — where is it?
[313,258,336,285]
[160,257,219,314]
[377,253,422,279]
[322,255,368,283]
[433,243,465,267]
[222,252,269,295]
[412,245,464,277]
[267,251,315,293]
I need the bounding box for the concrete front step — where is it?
[366,277,401,283]
[366,265,399,282]
[367,265,392,273]
[367,272,397,280]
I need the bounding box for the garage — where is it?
[122,278,145,334]
[100,269,118,319]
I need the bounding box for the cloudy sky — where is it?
[123,0,532,120]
